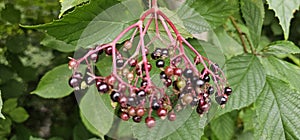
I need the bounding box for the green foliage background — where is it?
[0,0,299,139]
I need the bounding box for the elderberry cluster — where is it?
[67,1,232,128]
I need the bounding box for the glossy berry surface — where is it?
[132,115,142,123]
[183,68,193,78]
[156,59,165,68]
[120,112,130,121]
[110,91,121,102]
[145,117,156,128]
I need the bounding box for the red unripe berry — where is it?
[173,67,182,76]
[157,108,167,117]
[120,112,130,121]
[168,112,176,121]
[164,66,174,77]
[136,107,145,117]
[145,117,156,128]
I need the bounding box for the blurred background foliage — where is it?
[0,0,299,140]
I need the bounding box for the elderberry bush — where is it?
[68,0,232,128]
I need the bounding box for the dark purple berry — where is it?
[160,71,167,79]
[133,115,142,123]
[173,68,182,76]
[129,59,137,67]
[136,90,146,98]
[224,87,232,95]
[203,75,210,83]
[98,83,109,93]
[161,48,169,57]
[207,86,214,95]
[140,80,148,88]
[216,95,228,105]
[191,77,205,87]
[105,46,113,55]
[152,101,160,110]
[142,62,152,71]
[164,78,172,87]
[110,91,121,102]
[156,59,165,68]
[116,59,125,68]
[183,68,193,78]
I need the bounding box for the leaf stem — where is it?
[229,16,248,53]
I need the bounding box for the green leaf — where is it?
[8,107,29,123]
[175,4,210,36]
[255,76,300,139]
[264,41,300,55]
[239,107,256,132]
[73,122,93,140]
[0,118,12,137]
[210,112,236,140]
[0,91,4,119]
[241,0,264,48]
[218,54,266,116]
[162,111,206,140]
[132,108,202,139]
[6,34,28,54]
[2,98,18,114]
[79,86,113,137]
[31,64,73,98]
[190,0,239,28]
[0,65,14,85]
[0,80,25,99]
[214,27,244,58]
[41,34,76,52]
[261,56,300,92]
[23,0,144,48]
[0,3,21,24]
[266,0,300,39]
[59,0,89,17]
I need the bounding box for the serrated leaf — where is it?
[176,4,210,36]
[31,64,73,98]
[266,0,300,39]
[41,34,76,52]
[162,111,206,140]
[59,0,89,17]
[0,91,4,119]
[8,107,29,123]
[190,0,239,28]
[79,86,114,136]
[255,76,300,139]
[261,56,300,92]
[241,0,264,48]
[210,112,236,140]
[265,40,300,55]
[217,54,266,116]
[214,27,244,58]
[22,0,144,48]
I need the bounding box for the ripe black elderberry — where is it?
[110,91,121,102]
[116,59,125,68]
[97,83,109,93]
[156,59,165,68]
[133,115,142,123]
[224,87,232,95]
[183,68,193,78]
